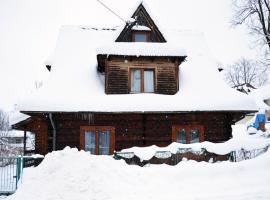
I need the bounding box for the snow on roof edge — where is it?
[96,42,187,57]
[20,109,258,114]
[131,25,151,31]
[9,112,31,126]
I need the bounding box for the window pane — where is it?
[144,70,154,92]
[190,129,199,143]
[85,131,96,154]
[131,69,141,93]
[176,129,186,144]
[99,131,110,155]
[16,138,21,144]
[134,33,147,42]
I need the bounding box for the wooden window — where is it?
[130,68,155,93]
[132,31,150,42]
[80,126,115,155]
[176,128,186,144]
[172,125,204,144]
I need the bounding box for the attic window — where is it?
[134,33,148,42]
[132,25,151,42]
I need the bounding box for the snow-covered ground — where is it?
[6,147,270,200]
[5,125,270,200]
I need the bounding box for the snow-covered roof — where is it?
[17,25,257,112]
[97,42,186,57]
[9,111,30,126]
[16,2,257,113]
[253,84,270,101]
[250,84,270,110]
[131,25,151,31]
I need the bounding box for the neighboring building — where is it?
[0,130,34,155]
[236,84,270,129]
[12,2,256,155]
[250,84,270,121]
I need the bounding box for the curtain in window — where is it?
[176,129,186,144]
[99,131,110,155]
[144,70,154,92]
[190,129,199,143]
[85,131,95,154]
[131,69,141,93]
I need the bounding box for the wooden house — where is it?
[12,2,257,155]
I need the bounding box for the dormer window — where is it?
[130,68,154,93]
[97,4,186,95]
[131,25,151,42]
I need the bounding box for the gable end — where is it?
[115,3,166,43]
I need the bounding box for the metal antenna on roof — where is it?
[96,0,127,24]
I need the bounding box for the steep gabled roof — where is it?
[16,26,257,112]
[115,2,166,42]
[15,2,257,112]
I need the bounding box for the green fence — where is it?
[0,157,23,195]
[0,156,44,196]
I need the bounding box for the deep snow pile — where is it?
[7,145,270,200]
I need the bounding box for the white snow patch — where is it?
[9,111,30,126]
[131,25,151,31]
[121,136,270,161]
[250,84,270,110]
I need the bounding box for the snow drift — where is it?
[7,145,270,200]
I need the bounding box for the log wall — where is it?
[19,112,240,155]
[106,57,179,95]
[18,115,48,155]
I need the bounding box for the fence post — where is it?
[230,151,237,162]
[15,156,23,190]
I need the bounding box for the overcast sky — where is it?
[0,0,260,111]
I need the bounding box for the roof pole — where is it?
[49,113,56,151]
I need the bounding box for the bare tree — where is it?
[0,110,10,157]
[232,0,270,51]
[0,110,9,134]
[225,58,268,91]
